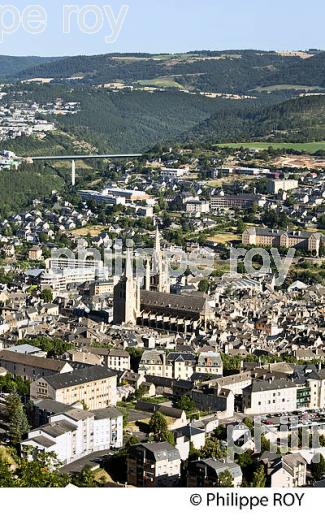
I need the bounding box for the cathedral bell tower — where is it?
[113,248,140,325]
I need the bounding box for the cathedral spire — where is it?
[155,226,161,254]
[125,248,133,279]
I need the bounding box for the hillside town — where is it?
[0,142,325,489]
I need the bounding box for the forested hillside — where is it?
[9,50,325,93]
[0,55,60,79]
[182,94,325,144]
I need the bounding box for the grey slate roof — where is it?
[139,441,180,462]
[43,366,116,390]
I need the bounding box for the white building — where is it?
[21,407,123,465]
[186,199,210,215]
[40,268,98,292]
[243,379,297,414]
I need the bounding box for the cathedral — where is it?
[113,229,216,333]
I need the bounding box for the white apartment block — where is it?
[21,407,123,465]
[186,200,210,214]
[243,379,297,414]
[40,268,97,292]
[107,349,131,371]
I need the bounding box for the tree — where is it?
[237,219,245,234]
[148,411,173,443]
[71,466,97,487]
[198,279,210,294]
[243,417,254,432]
[176,396,198,417]
[40,288,53,303]
[201,438,224,459]
[5,392,29,444]
[251,464,266,487]
[311,454,325,482]
[218,470,234,487]
[17,451,70,487]
[0,456,15,487]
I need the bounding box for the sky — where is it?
[0,0,325,57]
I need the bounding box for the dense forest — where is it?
[0,164,64,216]
[8,50,325,94]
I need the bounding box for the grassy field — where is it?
[70,225,107,237]
[216,142,325,152]
[136,77,184,89]
[208,232,240,244]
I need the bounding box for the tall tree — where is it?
[148,411,174,444]
[5,392,29,444]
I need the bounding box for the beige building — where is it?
[0,350,72,381]
[28,245,43,261]
[266,178,299,195]
[30,366,117,410]
[196,350,223,376]
[242,227,323,255]
[308,370,325,409]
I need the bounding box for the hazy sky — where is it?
[0,0,324,56]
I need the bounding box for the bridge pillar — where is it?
[71,160,76,186]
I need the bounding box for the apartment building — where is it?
[21,406,123,465]
[40,268,97,292]
[266,178,299,195]
[107,349,131,371]
[196,351,223,376]
[30,366,117,410]
[138,351,196,380]
[307,369,325,408]
[187,458,242,487]
[79,190,126,206]
[243,379,298,414]
[186,199,210,214]
[242,227,323,255]
[210,194,264,211]
[46,257,103,270]
[0,350,73,381]
[127,442,181,487]
[261,452,307,488]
